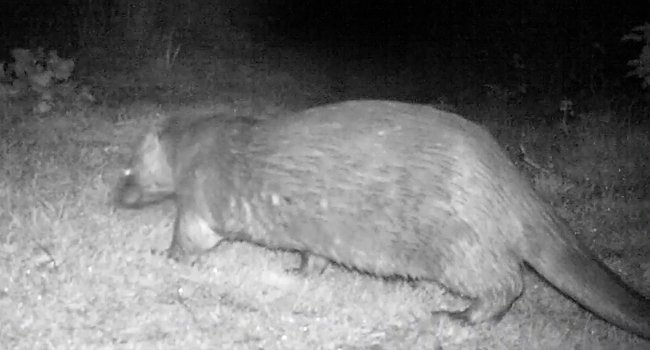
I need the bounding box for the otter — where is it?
[115,100,650,339]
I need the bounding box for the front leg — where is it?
[167,205,222,264]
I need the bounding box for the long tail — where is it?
[521,207,650,340]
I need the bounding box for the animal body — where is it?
[114,100,650,339]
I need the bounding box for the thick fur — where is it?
[115,100,650,339]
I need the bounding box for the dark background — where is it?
[2,0,649,110]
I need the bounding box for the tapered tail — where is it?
[522,210,650,339]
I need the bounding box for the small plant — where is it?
[622,23,650,89]
[484,83,527,104]
[557,98,575,134]
[0,48,93,114]
[484,54,528,104]
[162,30,182,70]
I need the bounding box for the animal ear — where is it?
[140,130,162,155]
[139,129,170,176]
[150,117,168,137]
[141,115,168,152]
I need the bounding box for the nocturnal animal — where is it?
[114,100,650,339]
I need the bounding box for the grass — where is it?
[1,52,650,349]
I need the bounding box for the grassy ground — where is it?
[1,50,650,349]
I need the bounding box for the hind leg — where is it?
[445,269,523,324]
[288,252,330,275]
[441,250,523,324]
[428,221,524,324]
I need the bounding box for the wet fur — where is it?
[115,100,650,339]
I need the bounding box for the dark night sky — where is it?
[2,0,649,99]
[3,1,648,50]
